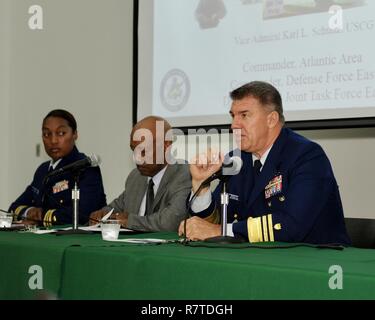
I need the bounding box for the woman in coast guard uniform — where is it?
[9,109,106,227]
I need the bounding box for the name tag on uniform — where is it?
[229,193,239,201]
[265,175,282,199]
[31,186,40,195]
[52,180,69,194]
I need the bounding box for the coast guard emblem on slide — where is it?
[160,69,190,112]
[265,175,282,199]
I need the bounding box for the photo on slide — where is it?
[264,0,367,20]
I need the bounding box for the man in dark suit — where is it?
[90,116,191,232]
[179,81,350,245]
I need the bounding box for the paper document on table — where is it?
[100,208,114,221]
[79,225,134,232]
[32,224,131,234]
[32,227,71,234]
[32,229,58,234]
[89,208,114,228]
[104,238,171,244]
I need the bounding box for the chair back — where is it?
[344,218,375,249]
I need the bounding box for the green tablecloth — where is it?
[1,231,375,300]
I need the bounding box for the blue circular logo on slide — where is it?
[160,69,190,112]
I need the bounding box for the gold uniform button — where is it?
[274,223,282,230]
[279,196,285,202]
[60,200,64,204]
[267,202,272,207]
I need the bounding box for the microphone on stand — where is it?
[45,154,101,179]
[182,156,243,244]
[53,154,101,236]
[201,156,243,187]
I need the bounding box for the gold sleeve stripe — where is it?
[14,205,28,217]
[262,215,269,242]
[43,210,51,227]
[247,218,252,242]
[247,217,263,243]
[50,210,56,225]
[45,210,51,222]
[258,217,263,242]
[47,210,54,227]
[267,214,274,242]
[43,210,56,227]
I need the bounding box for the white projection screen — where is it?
[135,0,375,129]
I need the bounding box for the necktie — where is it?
[145,179,154,216]
[253,159,262,177]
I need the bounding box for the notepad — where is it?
[103,238,170,244]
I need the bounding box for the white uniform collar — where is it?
[252,145,273,170]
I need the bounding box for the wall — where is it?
[0,0,11,210]
[2,0,375,219]
[5,0,134,207]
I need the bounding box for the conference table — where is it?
[0,229,375,300]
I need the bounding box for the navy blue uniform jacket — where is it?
[193,128,350,245]
[9,146,107,226]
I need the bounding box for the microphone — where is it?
[45,154,101,179]
[181,155,243,244]
[201,156,243,187]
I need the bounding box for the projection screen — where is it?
[136,0,375,129]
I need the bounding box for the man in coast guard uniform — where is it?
[179,81,350,245]
[9,109,106,227]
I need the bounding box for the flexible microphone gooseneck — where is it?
[45,154,101,179]
[182,156,243,244]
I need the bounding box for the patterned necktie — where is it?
[145,179,154,216]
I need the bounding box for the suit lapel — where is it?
[235,152,255,202]
[246,128,289,208]
[152,165,173,209]
[55,146,80,169]
[247,160,277,207]
[132,175,148,214]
